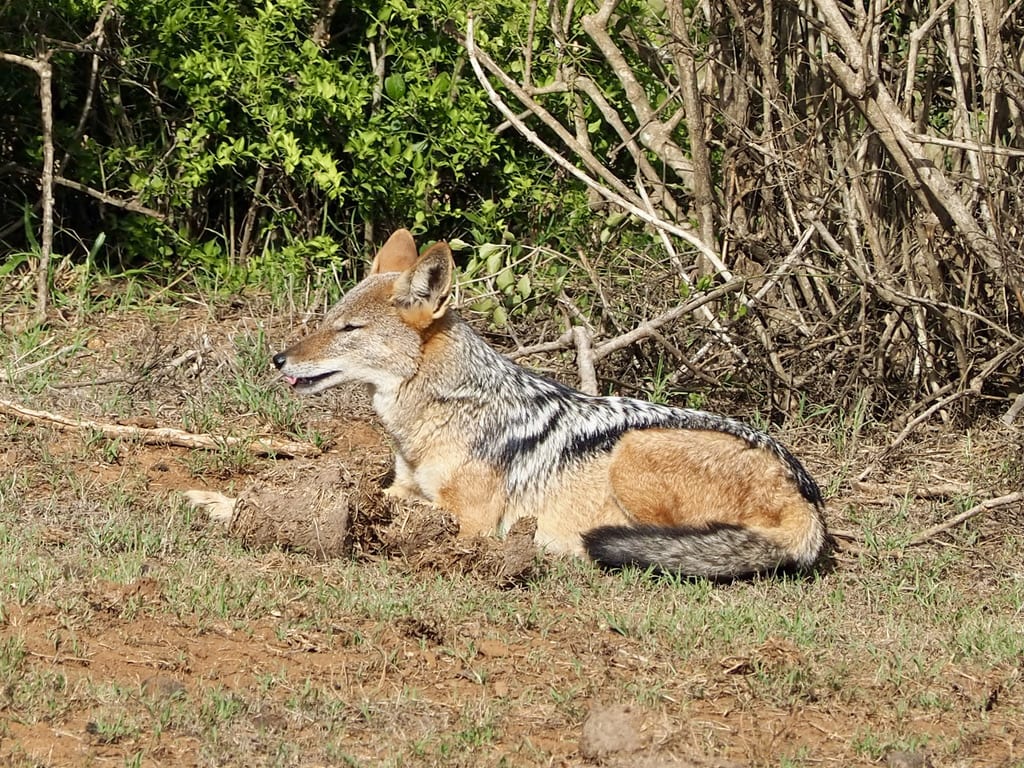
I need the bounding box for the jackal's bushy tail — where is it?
[581,524,809,579]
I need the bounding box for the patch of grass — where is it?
[851,729,932,760]
[85,707,140,745]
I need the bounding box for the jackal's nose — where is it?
[272,352,287,370]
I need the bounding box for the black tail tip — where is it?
[581,525,655,570]
[581,523,821,581]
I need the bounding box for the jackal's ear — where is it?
[393,242,454,328]
[371,229,419,275]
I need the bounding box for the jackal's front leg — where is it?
[384,453,425,501]
[435,460,507,539]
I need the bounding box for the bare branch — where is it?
[0,50,55,323]
[51,174,165,219]
[464,14,730,273]
[0,399,320,458]
[580,1,695,187]
[907,492,1024,546]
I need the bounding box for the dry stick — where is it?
[651,329,723,389]
[907,492,1024,547]
[506,279,748,367]
[362,32,388,249]
[813,219,1022,345]
[464,14,724,271]
[0,399,319,458]
[854,388,977,483]
[506,330,573,361]
[523,0,538,87]
[0,51,54,322]
[51,175,165,219]
[907,133,1024,157]
[571,326,599,395]
[579,0,695,186]
[7,165,164,219]
[832,491,1024,553]
[1001,391,1024,426]
[591,278,748,360]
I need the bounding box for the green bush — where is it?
[0,0,578,287]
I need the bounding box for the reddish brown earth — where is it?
[1,305,1021,767]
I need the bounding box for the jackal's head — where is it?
[272,229,453,395]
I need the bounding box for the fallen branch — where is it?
[0,399,320,458]
[907,492,1024,546]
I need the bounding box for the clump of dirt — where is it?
[225,467,353,559]
[382,508,539,585]
[211,455,539,585]
[216,461,392,560]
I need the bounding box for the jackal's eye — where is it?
[337,322,363,333]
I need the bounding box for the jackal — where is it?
[195,229,828,577]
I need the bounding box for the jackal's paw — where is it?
[183,490,237,524]
[383,482,425,503]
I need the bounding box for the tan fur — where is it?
[513,459,623,554]
[607,429,797,529]
[435,459,507,538]
[604,428,820,554]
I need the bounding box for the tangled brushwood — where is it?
[463,0,1023,426]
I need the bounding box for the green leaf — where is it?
[384,73,406,100]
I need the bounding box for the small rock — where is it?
[886,750,933,768]
[580,702,644,759]
[141,675,186,700]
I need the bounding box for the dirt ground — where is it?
[1,304,1022,767]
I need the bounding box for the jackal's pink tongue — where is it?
[283,375,298,386]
